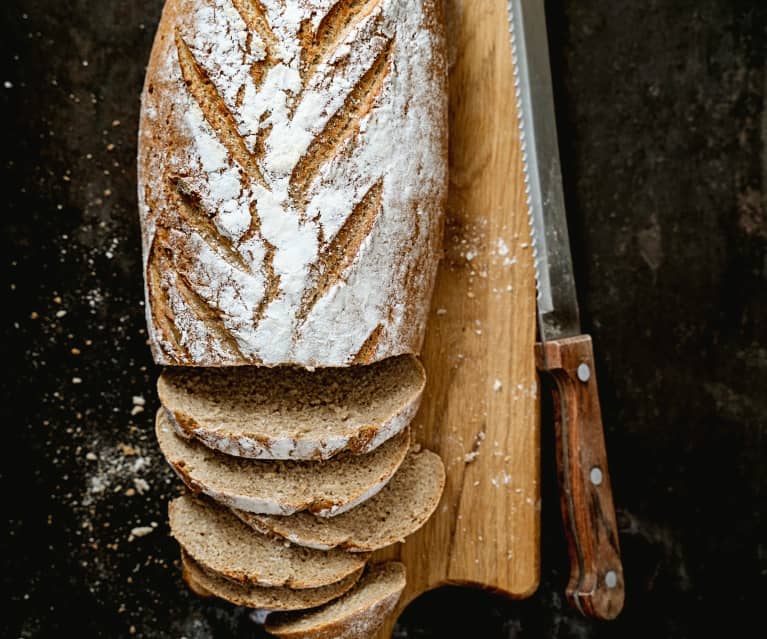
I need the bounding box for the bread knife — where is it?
[507,0,625,620]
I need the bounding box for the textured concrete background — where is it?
[1,1,765,637]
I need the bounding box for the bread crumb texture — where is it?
[168,494,368,589]
[157,354,425,460]
[266,562,406,639]
[235,448,445,551]
[155,407,411,516]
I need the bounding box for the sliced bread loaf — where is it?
[180,551,362,612]
[169,495,367,589]
[265,562,407,639]
[156,409,410,517]
[157,355,425,460]
[234,449,445,552]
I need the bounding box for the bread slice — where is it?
[234,449,445,552]
[158,355,425,460]
[169,495,367,589]
[265,562,406,639]
[156,409,409,517]
[180,551,362,612]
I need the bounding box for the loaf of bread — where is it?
[142,0,449,624]
[138,0,448,368]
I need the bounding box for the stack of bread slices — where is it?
[154,356,445,635]
[138,0,448,635]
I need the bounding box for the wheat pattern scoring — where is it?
[140,0,446,366]
[149,0,392,357]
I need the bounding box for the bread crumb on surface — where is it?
[129,526,154,540]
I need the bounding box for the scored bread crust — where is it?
[180,551,363,611]
[265,562,406,639]
[157,355,426,461]
[138,0,448,368]
[155,408,410,517]
[233,449,446,551]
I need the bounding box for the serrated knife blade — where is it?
[507,0,625,620]
[508,0,579,343]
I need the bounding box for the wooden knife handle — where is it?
[536,334,625,620]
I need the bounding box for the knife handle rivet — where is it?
[590,467,603,486]
[605,570,618,589]
[577,362,591,383]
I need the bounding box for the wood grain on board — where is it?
[373,0,540,635]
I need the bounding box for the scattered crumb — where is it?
[464,450,480,463]
[72,377,82,384]
[493,379,503,392]
[118,443,138,457]
[129,526,154,541]
[436,308,447,316]
[133,478,150,495]
[85,452,98,461]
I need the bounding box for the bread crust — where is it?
[138,0,448,367]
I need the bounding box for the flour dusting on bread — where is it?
[138,0,448,367]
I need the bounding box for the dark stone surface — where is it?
[1,0,765,637]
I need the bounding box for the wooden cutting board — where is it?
[372,1,540,635]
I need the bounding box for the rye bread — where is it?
[234,449,445,551]
[168,495,367,589]
[156,409,410,517]
[138,0,447,368]
[158,355,425,460]
[180,551,362,612]
[265,562,406,639]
